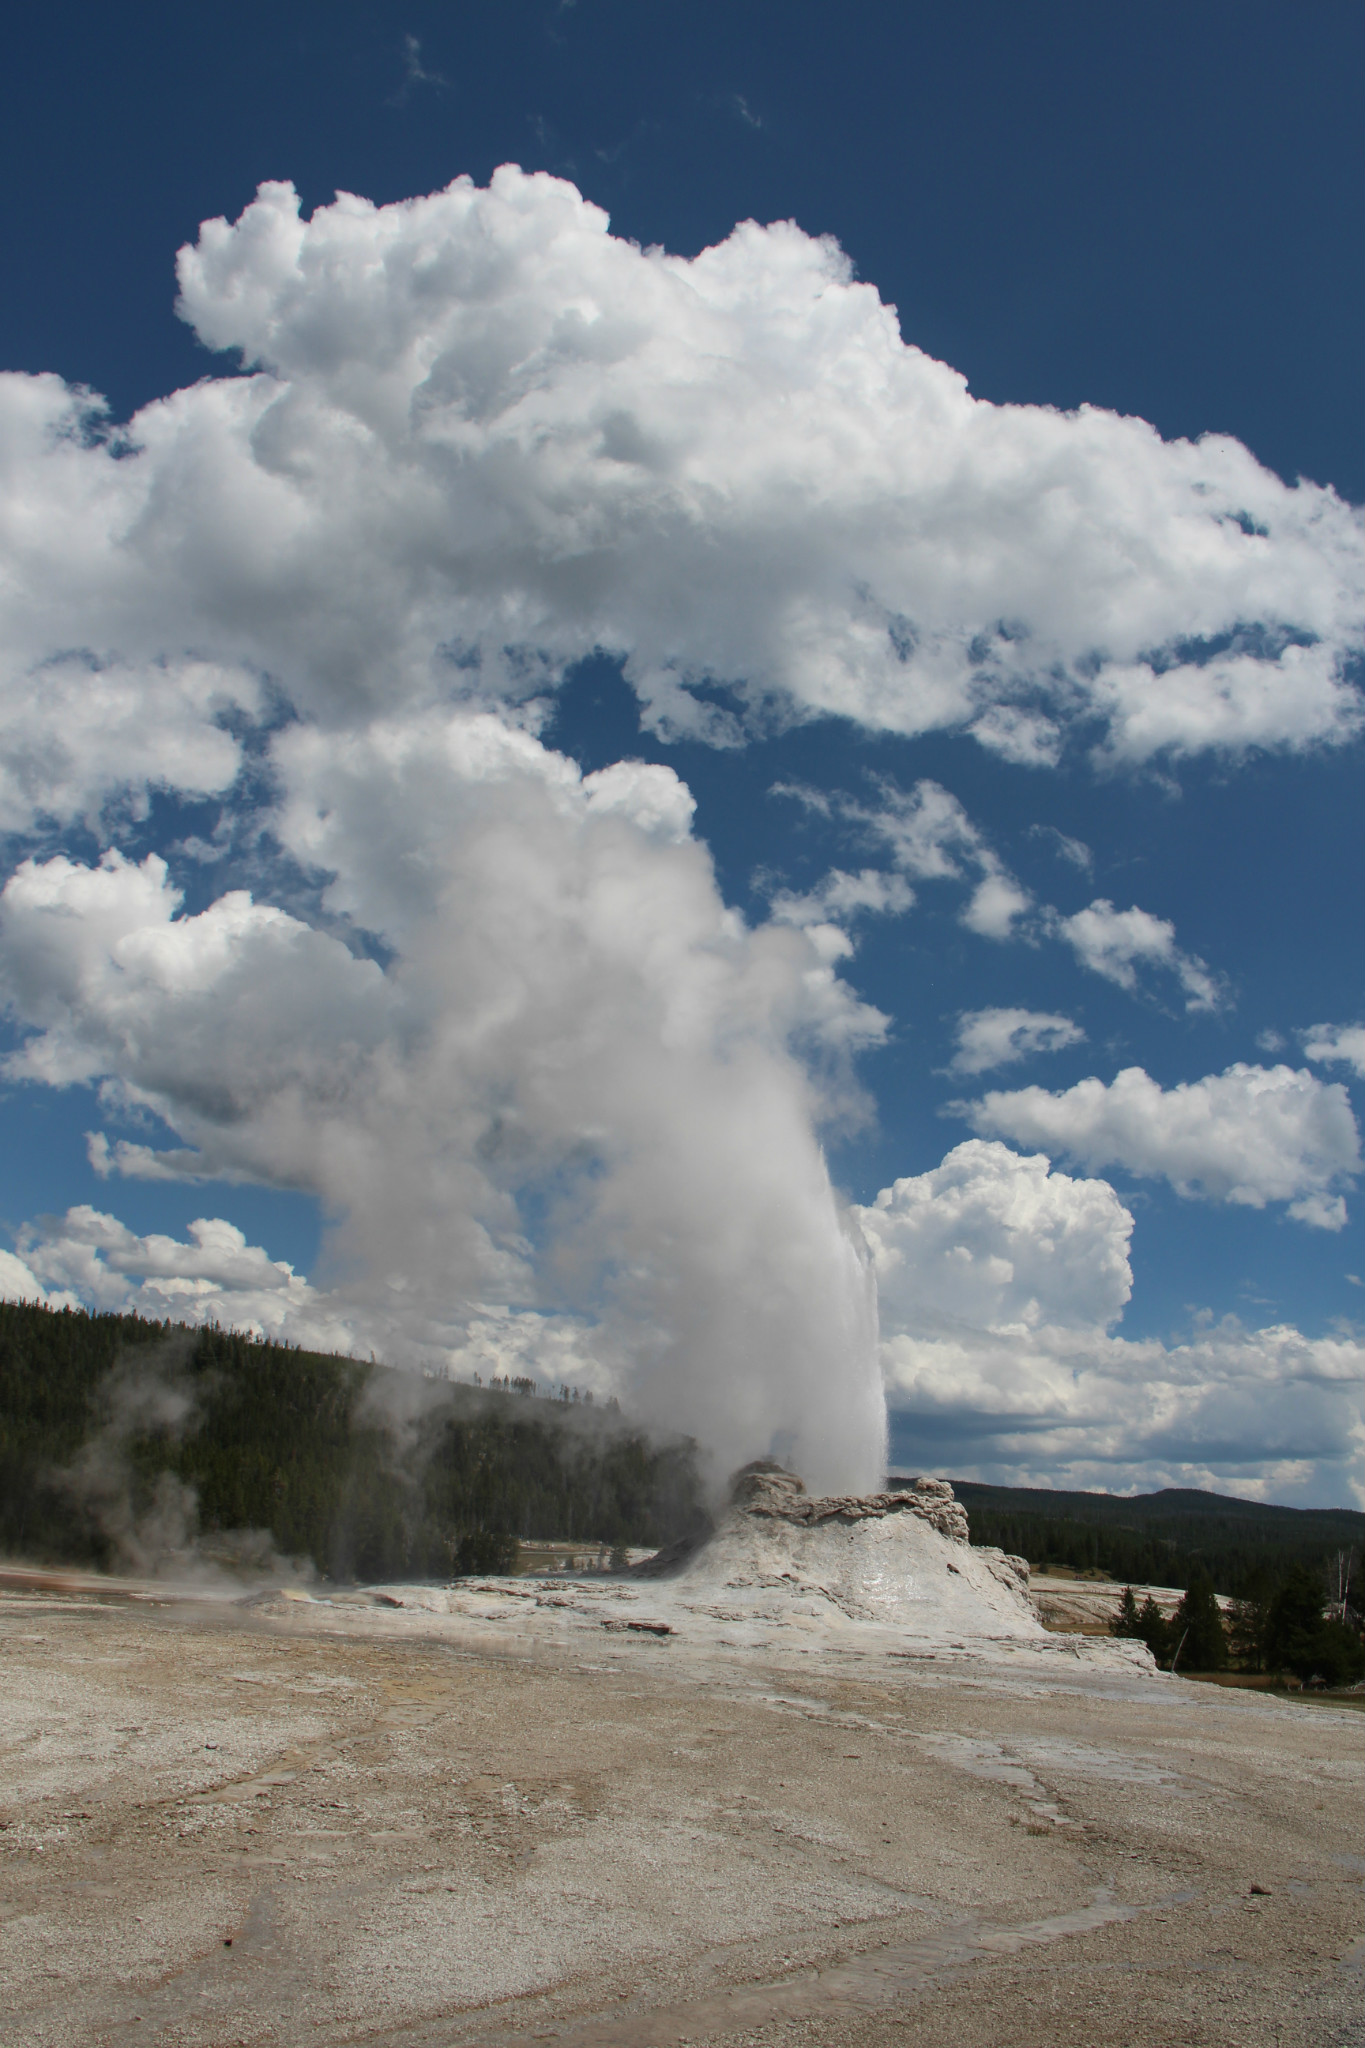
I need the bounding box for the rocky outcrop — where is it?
[632,1460,1039,1639]
[979,1548,1031,1598]
[731,1461,971,1545]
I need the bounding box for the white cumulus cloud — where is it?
[948,1008,1085,1077]
[0,164,1355,845]
[850,779,990,880]
[1055,898,1224,1011]
[883,1316,1365,1509]
[3,164,1362,1498]
[10,1207,344,1343]
[0,654,254,839]
[0,1247,55,1306]
[856,1140,1134,1335]
[768,867,916,929]
[861,1140,1365,1506]
[1301,1022,1365,1080]
[959,1062,1360,1225]
[773,777,1035,941]
[960,865,1034,942]
[0,849,393,1106]
[1,1206,615,1392]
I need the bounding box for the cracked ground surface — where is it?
[1,1575,1361,2047]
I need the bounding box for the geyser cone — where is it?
[639,1461,1043,1641]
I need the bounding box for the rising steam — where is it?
[0,166,1359,1492]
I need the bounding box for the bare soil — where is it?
[2,1571,1361,2048]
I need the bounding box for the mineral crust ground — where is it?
[1,1558,1361,2047]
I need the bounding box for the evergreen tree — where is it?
[0,1301,704,1579]
[1228,1566,1274,1671]
[1302,1619,1365,1687]
[1137,1593,1171,1664]
[453,1531,520,1576]
[1265,1563,1365,1685]
[1170,1572,1227,1671]
[1265,1562,1325,1674]
[1110,1585,1142,1637]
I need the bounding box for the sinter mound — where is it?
[637,1461,1043,1639]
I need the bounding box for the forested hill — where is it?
[953,1478,1363,1599]
[0,1300,704,1581]
[6,1296,1357,1599]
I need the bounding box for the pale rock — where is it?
[639,1461,1044,1640]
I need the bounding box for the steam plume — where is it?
[3,166,1358,1490]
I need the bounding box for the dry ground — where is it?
[1,1574,1361,2048]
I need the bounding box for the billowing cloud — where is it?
[960,866,1033,942]
[3,1206,613,1393]
[0,710,887,1490]
[10,1206,341,1342]
[1055,899,1224,1011]
[2,165,1361,1500]
[1302,1022,1365,1080]
[863,1140,1364,1507]
[856,1140,1134,1335]
[0,1247,52,1306]
[948,1008,1085,1077]
[0,848,393,1105]
[884,1316,1365,1510]
[0,655,255,839]
[768,867,915,928]
[960,1062,1360,1226]
[0,165,1355,845]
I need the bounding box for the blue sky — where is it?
[0,2,1361,1503]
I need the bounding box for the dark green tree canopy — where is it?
[0,1301,704,1580]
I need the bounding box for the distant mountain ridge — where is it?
[951,1478,1362,1529]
